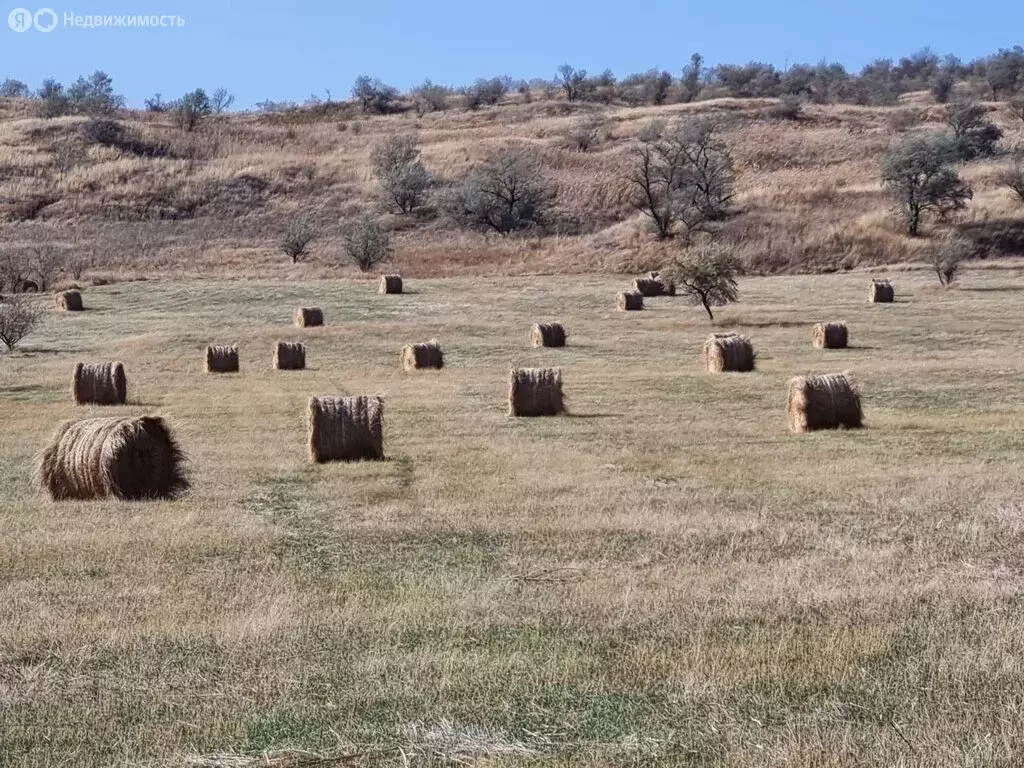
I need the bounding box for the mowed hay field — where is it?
[2,268,1024,766]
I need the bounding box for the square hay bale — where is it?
[36,416,188,501]
[274,342,306,370]
[787,373,863,433]
[308,395,384,462]
[812,322,848,349]
[531,322,567,348]
[617,291,644,311]
[294,307,324,327]
[401,340,443,370]
[508,367,565,417]
[72,362,127,405]
[205,345,239,373]
[869,279,894,303]
[703,333,755,372]
[379,274,403,294]
[54,290,83,311]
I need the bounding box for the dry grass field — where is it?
[2,266,1024,766]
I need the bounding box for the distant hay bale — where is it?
[274,342,306,370]
[294,307,323,327]
[633,275,675,297]
[205,345,239,373]
[54,290,83,311]
[617,291,644,311]
[787,373,863,433]
[508,367,565,417]
[812,322,848,349]
[379,275,403,294]
[36,415,188,501]
[869,279,894,303]
[703,333,755,372]
[307,395,384,462]
[401,340,443,370]
[72,362,126,405]
[531,322,566,348]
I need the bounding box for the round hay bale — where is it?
[294,307,324,327]
[274,342,306,370]
[72,362,127,405]
[379,275,403,294]
[55,290,83,311]
[508,367,565,417]
[787,373,863,433]
[812,322,848,349]
[703,333,755,372]
[531,323,567,348]
[308,395,384,462]
[206,345,239,373]
[401,340,443,370]
[36,415,188,500]
[617,291,644,311]
[869,279,894,303]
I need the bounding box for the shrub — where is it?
[563,115,605,152]
[465,77,508,109]
[280,219,316,263]
[81,117,126,147]
[947,101,1003,161]
[411,80,450,115]
[929,236,969,285]
[767,94,804,120]
[37,79,71,118]
[173,89,212,132]
[370,134,433,214]
[351,76,399,114]
[0,294,44,351]
[67,71,124,116]
[0,79,29,99]
[881,136,973,236]
[996,147,1024,203]
[342,216,391,271]
[556,65,588,102]
[442,149,554,235]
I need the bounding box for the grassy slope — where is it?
[1,269,1023,765]
[1,94,1022,280]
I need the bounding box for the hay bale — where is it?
[36,416,187,500]
[812,322,848,349]
[508,367,565,417]
[633,276,675,297]
[703,333,755,372]
[54,290,83,311]
[205,345,239,373]
[787,373,863,433]
[72,362,127,405]
[617,291,644,311]
[401,340,443,370]
[274,342,306,370]
[308,396,384,462]
[531,322,567,348]
[294,307,323,327]
[379,274,403,294]
[869,279,894,303]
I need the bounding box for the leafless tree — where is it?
[0,294,44,351]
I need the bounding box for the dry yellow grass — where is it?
[1,267,1024,765]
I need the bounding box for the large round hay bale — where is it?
[294,307,323,327]
[508,367,565,417]
[72,362,126,405]
[531,323,566,348]
[54,290,83,311]
[36,416,188,500]
[206,345,239,373]
[401,340,443,370]
[703,333,755,372]
[869,279,894,303]
[787,373,863,433]
[274,342,306,370]
[812,322,848,349]
[379,275,403,294]
[617,291,643,311]
[308,396,384,462]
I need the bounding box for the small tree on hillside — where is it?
[280,219,316,263]
[442,149,554,235]
[929,236,969,286]
[556,65,587,102]
[946,101,1003,161]
[352,76,399,114]
[371,134,433,213]
[881,136,972,236]
[663,240,740,321]
[210,87,235,114]
[996,147,1024,202]
[173,89,212,132]
[342,216,391,271]
[0,294,44,351]
[563,114,605,152]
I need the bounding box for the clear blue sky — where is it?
[1,0,1021,108]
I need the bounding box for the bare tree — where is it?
[556,65,587,102]
[626,119,734,241]
[210,87,235,114]
[929,236,969,286]
[0,294,44,351]
[29,244,66,291]
[996,147,1024,203]
[280,219,317,263]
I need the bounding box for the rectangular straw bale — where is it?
[508,367,565,417]
[274,342,306,370]
[308,395,384,462]
[294,307,324,327]
[205,345,239,373]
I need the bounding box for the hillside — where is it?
[1,92,1022,280]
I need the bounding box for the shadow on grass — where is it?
[959,285,1024,293]
[565,413,623,420]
